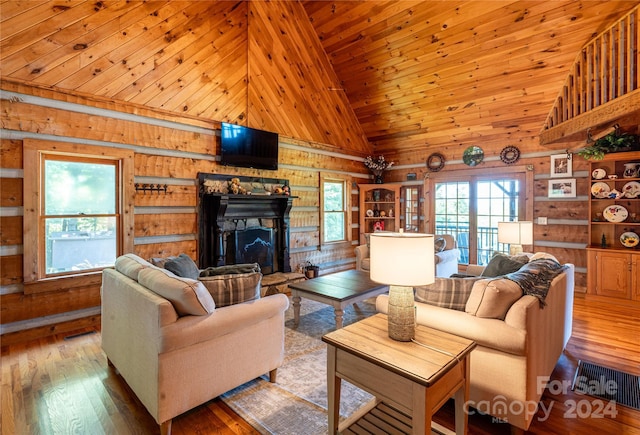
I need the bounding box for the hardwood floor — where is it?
[1,294,639,435]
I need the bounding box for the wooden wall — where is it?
[382,112,640,295]
[1,0,638,345]
[0,0,371,344]
[0,81,370,345]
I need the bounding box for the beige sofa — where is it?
[101,254,289,435]
[376,256,574,432]
[355,234,460,277]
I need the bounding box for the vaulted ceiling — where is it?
[302,1,639,157]
[1,1,638,160]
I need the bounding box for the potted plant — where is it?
[577,130,640,160]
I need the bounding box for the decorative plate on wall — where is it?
[426,153,445,172]
[500,146,520,164]
[463,146,484,166]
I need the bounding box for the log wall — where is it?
[0,83,368,344]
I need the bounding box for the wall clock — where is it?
[426,153,445,172]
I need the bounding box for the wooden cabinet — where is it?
[587,151,640,300]
[358,183,401,245]
[586,249,639,299]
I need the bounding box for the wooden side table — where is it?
[322,313,476,435]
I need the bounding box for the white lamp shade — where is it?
[498,221,533,245]
[369,232,435,286]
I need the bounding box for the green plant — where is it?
[577,131,640,160]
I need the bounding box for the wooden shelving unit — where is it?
[358,183,401,245]
[586,151,640,301]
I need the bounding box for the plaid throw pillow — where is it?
[414,277,482,311]
[199,271,261,308]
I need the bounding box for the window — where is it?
[427,167,531,266]
[401,186,422,232]
[43,157,118,275]
[320,174,351,244]
[23,140,134,283]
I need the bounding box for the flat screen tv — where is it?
[220,122,279,170]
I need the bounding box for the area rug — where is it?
[572,360,640,410]
[220,297,378,434]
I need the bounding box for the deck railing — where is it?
[435,224,510,266]
[544,6,639,129]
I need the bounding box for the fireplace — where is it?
[198,173,294,274]
[228,227,275,274]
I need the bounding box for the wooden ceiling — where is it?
[1,1,638,160]
[302,0,639,157]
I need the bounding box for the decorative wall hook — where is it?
[135,183,168,194]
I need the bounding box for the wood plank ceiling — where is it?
[302,0,639,158]
[1,1,638,159]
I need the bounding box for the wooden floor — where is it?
[1,294,639,435]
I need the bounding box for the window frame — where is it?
[424,165,533,266]
[23,139,134,284]
[319,172,352,247]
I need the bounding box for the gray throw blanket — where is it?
[504,259,567,307]
[200,263,261,277]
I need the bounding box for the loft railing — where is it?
[543,6,639,129]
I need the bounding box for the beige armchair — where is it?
[355,234,460,278]
[101,254,289,434]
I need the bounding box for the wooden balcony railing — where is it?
[543,6,639,130]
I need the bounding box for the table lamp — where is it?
[498,221,533,256]
[370,231,435,341]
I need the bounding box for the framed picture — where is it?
[550,154,572,177]
[548,178,576,198]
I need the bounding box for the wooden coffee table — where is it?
[322,314,476,435]
[288,269,388,329]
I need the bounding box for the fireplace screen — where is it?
[229,227,275,274]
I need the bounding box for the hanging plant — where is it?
[577,131,640,160]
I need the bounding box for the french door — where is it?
[425,168,530,266]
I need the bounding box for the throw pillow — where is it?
[164,253,200,280]
[199,271,262,308]
[199,263,261,277]
[414,277,482,311]
[481,252,529,277]
[434,237,447,252]
[465,278,523,319]
[149,256,176,268]
[114,253,153,281]
[138,267,215,316]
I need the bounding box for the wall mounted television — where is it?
[220,122,279,170]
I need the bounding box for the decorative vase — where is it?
[374,173,384,184]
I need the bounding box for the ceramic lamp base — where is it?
[387,285,415,341]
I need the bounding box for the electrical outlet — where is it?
[538,217,548,225]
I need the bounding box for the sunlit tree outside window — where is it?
[44,158,118,274]
[323,180,346,243]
